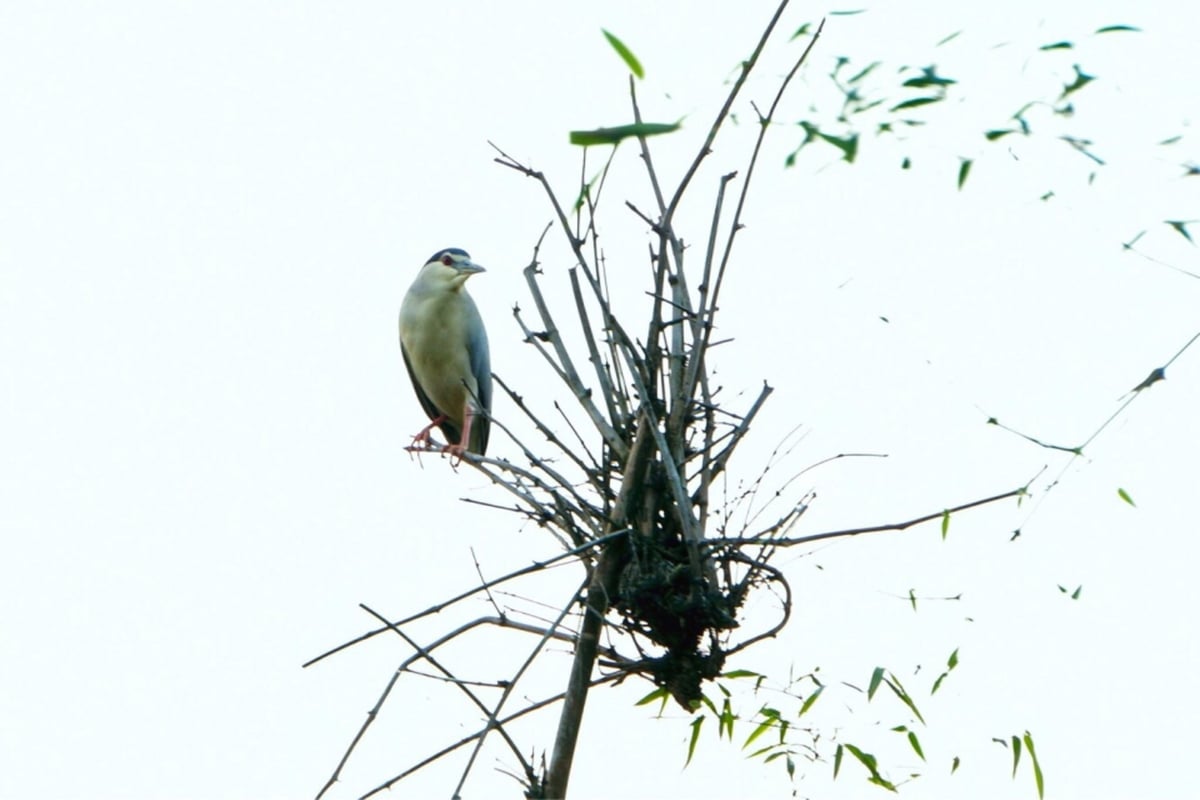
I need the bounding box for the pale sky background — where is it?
[2,1,1197,799]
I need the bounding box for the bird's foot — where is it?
[406,418,447,452]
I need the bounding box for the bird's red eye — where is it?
[442,254,454,266]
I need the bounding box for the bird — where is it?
[398,247,492,457]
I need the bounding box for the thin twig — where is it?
[302,530,632,669]
[707,487,1026,548]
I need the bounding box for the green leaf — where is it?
[635,687,667,705]
[786,755,796,779]
[901,156,911,169]
[902,65,957,88]
[834,743,844,778]
[743,720,773,750]
[1039,41,1073,50]
[748,744,775,759]
[885,675,926,724]
[947,648,959,670]
[1165,220,1196,244]
[1024,731,1045,799]
[843,743,878,773]
[798,685,824,717]
[1117,487,1136,506]
[722,669,761,680]
[907,731,926,761]
[1071,585,1083,600]
[790,23,813,40]
[868,667,885,700]
[830,8,867,15]
[940,510,951,539]
[951,755,961,774]
[1096,24,1140,34]
[601,29,644,79]
[720,697,735,740]
[635,686,670,715]
[743,707,779,750]
[1011,734,1023,777]
[890,96,943,112]
[957,159,972,190]
[1061,64,1096,97]
[931,672,948,695]
[985,129,1016,141]
[570,121,681,146]
[686,715,704,766]
[936,30,962,46]
[847,61,881,84]
[908,588,917,611]
[843,744,897,791]
[820,134,859,162]
[799,121,859,163]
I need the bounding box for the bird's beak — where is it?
[456,260,486,276]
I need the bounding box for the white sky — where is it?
[2,1,1197,798]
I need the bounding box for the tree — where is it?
[306,3,1196,798]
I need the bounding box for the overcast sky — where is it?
[2,1,1197,798]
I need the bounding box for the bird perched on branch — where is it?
[399,247,492,457]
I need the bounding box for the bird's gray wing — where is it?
[400,340,463,445]
[465,299,492,455]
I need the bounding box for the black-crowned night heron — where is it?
[399,247,492,457]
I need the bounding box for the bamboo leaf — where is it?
[635,686,670,715]
[891,96,943,112]
[844,744,897,791]
[1011,734,1023,777]
[686,715,704,766]
[1096,24,1140,34]
[957,159,972,190]
[743,716,775,750]
[848,61,881,84]
[902,65,956,88]
[601,29,644,78]
[722,669,761,680]
[1117,487,1136,506]
[1165,220,1195,244]
[886,675,926,725]
[1061,64,1096,97]
[1024,731,1045,799]
[570,121,681,146]
[907,731,926,761]
[868,667,885,700]
[720,697,735,739]
[799,685,824,717]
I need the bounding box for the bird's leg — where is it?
[407,415,447,451]
[446,404,478,460]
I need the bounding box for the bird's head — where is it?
[421,247,486,291]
